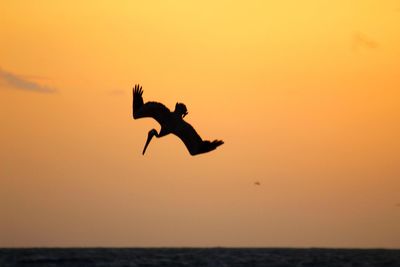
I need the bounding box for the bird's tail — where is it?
[198,140,224,154]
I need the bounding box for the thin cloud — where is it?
[0,67,56,93]
[108,89,126,96]
[353,32,379,51]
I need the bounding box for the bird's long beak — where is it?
[142,131,154,155]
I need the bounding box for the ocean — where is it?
[1,248,400,267]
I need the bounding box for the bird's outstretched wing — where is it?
[173,120,224,155]
[132,84,170,124]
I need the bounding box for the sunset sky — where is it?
[1,1,399,248]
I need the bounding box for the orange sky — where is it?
[0,1,399,248]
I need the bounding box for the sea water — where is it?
[1,248,400,267]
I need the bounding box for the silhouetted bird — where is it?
[132,84,224,155]
[254,181,261,186]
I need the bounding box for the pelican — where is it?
[132,84,224,155]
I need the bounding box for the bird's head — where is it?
[175,102,188,118]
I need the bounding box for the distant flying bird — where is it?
[254,181,261,186]
[132,84,224,155]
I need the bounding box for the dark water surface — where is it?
[1,248,400,267]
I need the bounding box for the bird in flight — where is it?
[132,84,224,155]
